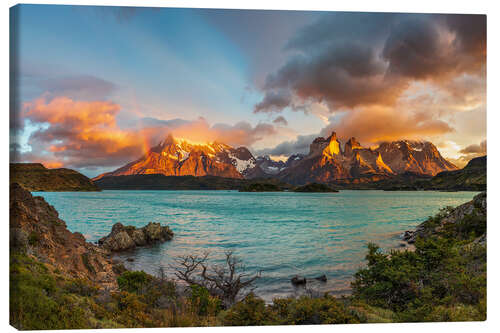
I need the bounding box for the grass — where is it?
[10,200,486,329]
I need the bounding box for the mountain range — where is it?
[94,132,458,185]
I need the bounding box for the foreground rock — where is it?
[98,222,173,251]
[402,191,486,244]
[10,183,116,289]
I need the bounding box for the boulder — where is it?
[131,229,147,246]
[99,222,174,252]
[98,223,136,251]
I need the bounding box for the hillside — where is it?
[10,163,100,192]
[421,155,486,191]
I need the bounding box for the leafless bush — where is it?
[172,250,260,307]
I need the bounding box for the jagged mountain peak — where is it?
[94,131,458,184]
[94,135,257,180]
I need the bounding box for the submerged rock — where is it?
[314,274,327,282]
[98,222,173,252]
[291,275,307,286]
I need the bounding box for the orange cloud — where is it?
[17,96,278,170]
[22,96,145,168]
[43,161,64,169]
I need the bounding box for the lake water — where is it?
[34,190,477,302]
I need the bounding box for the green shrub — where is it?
[189,285,221,316]
[117,271,153,293]
[65,278,99,297]
[10,254,90,330]
[352,232,486,322]
[222,293,274,326]
[274,295,359,325]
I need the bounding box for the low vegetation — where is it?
[10,195,486,329]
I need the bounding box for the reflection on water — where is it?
[35,190,476,301]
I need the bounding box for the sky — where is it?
[10,5,486,177]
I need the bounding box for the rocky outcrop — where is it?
[402,191,486,244]
[10,183,116,289]
[10,163,100,191]
[98,222,173,252]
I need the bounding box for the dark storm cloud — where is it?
[255,134,317,156]
[254,90,292,113]
[459,140,487,155]
[255,13,486,114]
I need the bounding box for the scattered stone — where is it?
[126,257,135,262]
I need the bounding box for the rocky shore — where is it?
[10,183,117,289]
[10,182,175,290]
[402,191,486,244]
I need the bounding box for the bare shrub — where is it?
[172,250,260,307]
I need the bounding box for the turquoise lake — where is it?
[34,190,477,301]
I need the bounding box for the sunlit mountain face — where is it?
[93,135,257,180]
[94,132,458,185]
[10,6,485,176]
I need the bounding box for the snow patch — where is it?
[228,153,256,173]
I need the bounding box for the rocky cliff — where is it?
[10,183,116,289]
[376,140,457,176]
[10,163,100,191]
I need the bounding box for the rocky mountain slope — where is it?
[373,155,486,191]
[376,140,457,176]
[10,163,100,191]
[94,135,256,180]
[10,183,116,289]
[94,132,458,186]
[277,132,457,185]
[423,155,486,191]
